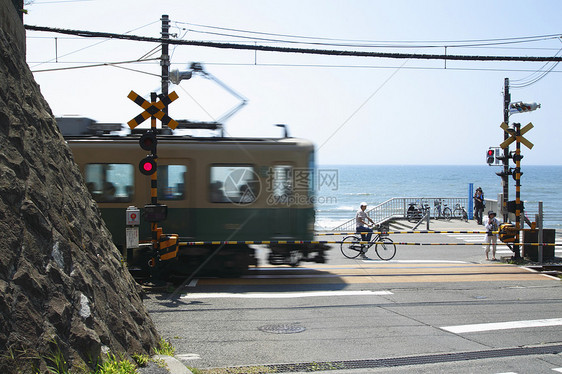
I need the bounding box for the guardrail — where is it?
[332,197,469,232]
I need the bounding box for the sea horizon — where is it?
[314,164,562,231]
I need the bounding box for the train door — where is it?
[268,164,295,236]
[156,158,193,238]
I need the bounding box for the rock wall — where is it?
[0,1,160,372]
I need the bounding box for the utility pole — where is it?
[161,15,170,126]
[500,78,510,222]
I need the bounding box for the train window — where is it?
[158,165,187,200]
[210,165,260,204]
[85,164,134,203]
[269,165,293,201]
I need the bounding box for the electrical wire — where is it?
[178,61,562,74]
[29,20,160,68]
[175,85,216,121]
[30,0,93,4]
[510,40,562,88]
[24,25,562,63]
[30,57,159,73]
[179,27,562,49]
[137,44,161,61]
[108,64,161,77]
[175,20,562,49]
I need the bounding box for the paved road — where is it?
[144,220,562,373]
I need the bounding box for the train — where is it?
[58,117,327,278]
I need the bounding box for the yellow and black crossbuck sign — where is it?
[499,122,534,150]
[127,91,179,130]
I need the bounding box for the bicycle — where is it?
[433,199,452,220]
[341,226,396,261]
[452,203,468,222]
[406,202,423,222]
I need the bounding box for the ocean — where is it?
[314,165,562,231]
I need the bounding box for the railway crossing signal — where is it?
[497,119,534,260]
[500,122,534,150]
[127,90,179,130]
[128,91,179,178]
[127,90,180,278]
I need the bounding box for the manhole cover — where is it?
[258,323,306,334]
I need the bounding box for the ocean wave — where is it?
[315,206,355,212]
[315,217,347,231]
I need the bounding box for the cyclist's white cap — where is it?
[360,202,367,207]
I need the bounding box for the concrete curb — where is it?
[153,355,193,374]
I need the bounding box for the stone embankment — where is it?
[0,1,160,372]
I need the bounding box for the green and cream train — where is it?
[61,121,327,277]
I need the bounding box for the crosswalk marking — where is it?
[441,318,562,334]
[181,290,393,299]
[443,232,562,256]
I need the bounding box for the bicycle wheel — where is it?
[452,208,462,219]
[341,236,363,259]
[375,237,396,261]
[442,207,452,220]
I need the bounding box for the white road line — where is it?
[441,317,562,334]
[187,279,198,287]
[551,368,562,373]
[181,290,393,299]
[175,353,201,360]
[447,234,486,239]
[362,260,468,264]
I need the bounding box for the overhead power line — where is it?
[175,21,562,49]
[25,24,562,63]
[30,57,160,73]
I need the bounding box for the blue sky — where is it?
[24,0,562,165]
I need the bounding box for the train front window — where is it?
[85,164,134,203]
[210,165,260,204]
[158,165,187,200]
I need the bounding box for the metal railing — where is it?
[332,197,469,232]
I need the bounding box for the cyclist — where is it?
[356,202,375,258]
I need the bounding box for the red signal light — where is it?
[139,131,157,152]
[139,156,157,175]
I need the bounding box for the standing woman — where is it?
[474,187,485,225]
[485,211,500,261]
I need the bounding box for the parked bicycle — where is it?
[341,226,396,261]
[452,203,468,222]
[407,201,431,222]
[406,202,423,222]
[433,199,452,220]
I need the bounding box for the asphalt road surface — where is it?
[143,220,562,373]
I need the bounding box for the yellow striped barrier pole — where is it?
[178,240,560,246]
[317,230,494,235]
